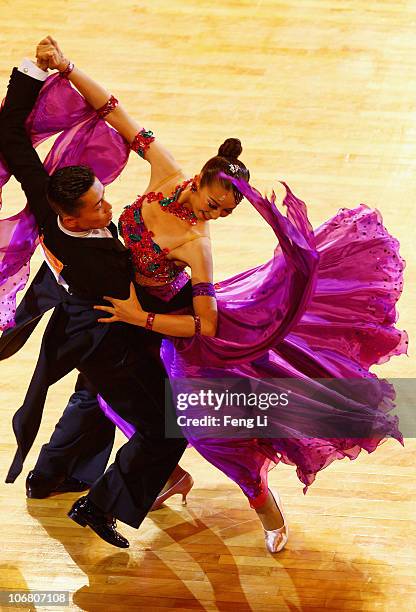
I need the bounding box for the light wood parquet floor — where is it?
[0,1,415,610]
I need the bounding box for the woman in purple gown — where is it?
[0,37,407,553]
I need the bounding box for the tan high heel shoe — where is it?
[263,489,289,553]
[150,472,194,511]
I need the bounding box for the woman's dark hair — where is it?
[47,165,96,216]
[200,138,250,204]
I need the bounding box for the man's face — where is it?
[62,178,113,231]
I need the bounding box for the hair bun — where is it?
[218,138,243,160]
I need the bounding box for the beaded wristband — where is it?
[131,128,155,158]
[97,94,119,118]
[59,61,74,79]
[192,282,216,298]
[145,312,156,330]
[193,314,201,336]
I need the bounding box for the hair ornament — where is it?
[228,163,240,175]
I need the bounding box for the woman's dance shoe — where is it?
[150,472,194,511]
[263,489,289,554]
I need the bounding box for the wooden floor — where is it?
[0,0,415,610]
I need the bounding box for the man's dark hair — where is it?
[47,165,96,216]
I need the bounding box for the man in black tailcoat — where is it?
[0,44,188,548]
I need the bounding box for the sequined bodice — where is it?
[118,181,195,286]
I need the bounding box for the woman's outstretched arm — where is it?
[36,36,181,187]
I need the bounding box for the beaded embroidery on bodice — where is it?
[118,180,196,286]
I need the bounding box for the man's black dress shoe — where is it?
[68,496,130,548]
[26,470,90,499]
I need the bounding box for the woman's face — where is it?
[193,179,237,221]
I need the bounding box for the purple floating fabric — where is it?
[98,396,136,439]
[0,73,130,330]
[0,206,37,330]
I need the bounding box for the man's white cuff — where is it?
[18,58,49,82]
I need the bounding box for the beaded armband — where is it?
[192,282,216,298]
[59,61,74,79]
[193,314,201,336]
[97,95,119,118]
[131,128,155,158]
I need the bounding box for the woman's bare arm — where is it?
[37,36,181,187]
[67,65,182,186]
